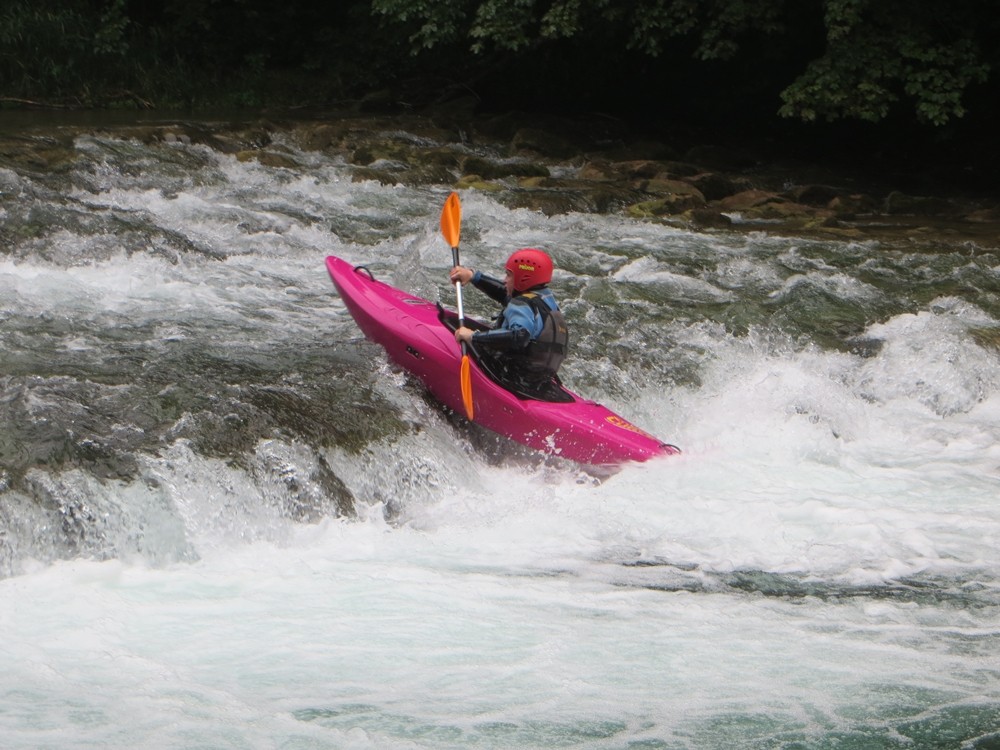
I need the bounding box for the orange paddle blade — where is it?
[440,191,461,248]
[460,354,474,420]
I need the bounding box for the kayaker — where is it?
[449,248,569,399]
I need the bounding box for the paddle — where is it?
[440,191,475,420]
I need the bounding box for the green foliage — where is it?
[93,0,130,56]
[371,0,787,59]
[470,0,538,53]
[539,0,587,41]
[371,0,472,51]
[0,0,128,100]
[619,0,701,57]
[694,0,785,60]
[371,0,997,127]
[0,0,996,130]
[0,0,387,109]
[779,0,991,125]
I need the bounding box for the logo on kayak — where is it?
[605,415,655,439]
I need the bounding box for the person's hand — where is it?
[449,266,473,285]
[454,326,474,344]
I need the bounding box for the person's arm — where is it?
[464,299,537,350]
[450,266,508,306]
[470,271,508,306]
[467,325,531,350]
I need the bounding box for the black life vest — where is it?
[516,291,569,376]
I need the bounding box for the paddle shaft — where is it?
[451,247,467,327]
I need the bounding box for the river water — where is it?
[1,118,999,749]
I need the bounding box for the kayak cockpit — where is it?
[435,303,575,404]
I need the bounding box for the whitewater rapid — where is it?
[1,122,999,748]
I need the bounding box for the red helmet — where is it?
[505,248,553,292]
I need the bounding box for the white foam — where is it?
[2,128,999,749]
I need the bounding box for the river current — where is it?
[1,119,999,749]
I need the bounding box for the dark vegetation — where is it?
[2,0,999,190]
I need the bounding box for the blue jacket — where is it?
[468,271,560,352]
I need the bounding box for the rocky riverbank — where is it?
[3,109,998,249]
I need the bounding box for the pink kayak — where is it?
[325,255,680,466]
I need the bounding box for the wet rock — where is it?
[970,327,1000,351]
[628,193,704,218]
[749,200,832,223]
[619,160,667,179]
[296,122,346,151]
[849,337,885,358]
[455,175,504,192]
[661,161,703,178]
[714,189,785,212]
[884,190,956,216]
[687,208,734,229]
[6,111,997,247]
[577,160,621,181]
[187,124,275,153]
[786,184,842,206]
[361,138,457,166]
[511,127,579,159]
[496,188,597,216]
[236,150,300,169]
[273,114,1000,244]
[415,147,462,169]
[461,156,549,180]
[346,142,407,166]
[684,172,743,201]
[162,131,191,145]
[351,167,401,186]
[349,146,377,166]
[352,161,456,187]
[0,134,77,172]
[254,444,355,520]
[636,178,706,203]
[964,206,1000,222]
[828,193,879,217]
[398,164,459,186]
[586,183,649,213]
